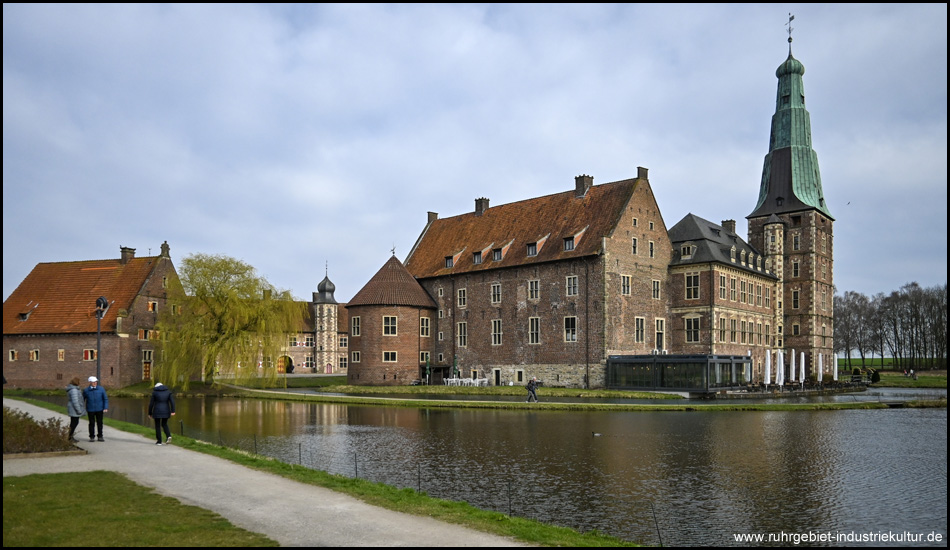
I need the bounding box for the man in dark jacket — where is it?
[82,376,108,442]
[526,377,539,403]
[148,382,176,445]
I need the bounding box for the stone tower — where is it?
[747,35,834,380]
[312,272,341,373]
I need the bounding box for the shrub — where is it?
[2,407,73,454]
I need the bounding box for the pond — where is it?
[39,389,948,546]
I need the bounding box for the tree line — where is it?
[834,282,947,370]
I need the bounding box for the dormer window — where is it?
[493,248,502,261]
[527,243,538,257]
[473,251,482,265]
[563,237,575,251]
[445,256,454,268]
[730,247,736,262]
[741,250,747,265]
[680,244,694,259]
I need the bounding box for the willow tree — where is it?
[156,253,305,388]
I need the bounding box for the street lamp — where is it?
[95,296,109,381]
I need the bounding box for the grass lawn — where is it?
[3,470,277,547]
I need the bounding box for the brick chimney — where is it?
[475,197,490,216]
[721,220,737,234]
[120,246,136,264]
[427,211,439,224]
[575,174,593,197]
[637,166,649,180]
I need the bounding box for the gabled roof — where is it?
[668,214,776,279]
[347,256,436,309]
[3,256,163,335]
[405,178,639,279]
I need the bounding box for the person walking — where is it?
[82,376,109,442]
[65,377,86,441]
[526,377,539,403]
[148,382,176,445]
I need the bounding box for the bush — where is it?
[2,407,73,454]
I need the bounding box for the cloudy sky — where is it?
[4,4,947,302]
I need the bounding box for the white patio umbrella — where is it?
[764,349,772,386]
[775,351,784,386]
[800,351,806,383]
[833,353,839,381]
[790,349,796,382]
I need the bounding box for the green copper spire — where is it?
[749,22,833,220]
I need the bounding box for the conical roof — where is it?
[347,256,436,309]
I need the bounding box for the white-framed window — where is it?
[351,351,361,363]
[420,351,430,364]
[686,318,700,343]
[528,280,540,300]
[458,288,467,307]
[351,316,360,337]
[740,280,747,303]
[741,321,747,344]
[756,285,762,307]
[652,280,661,300]
[338,356,348,370]
[29,349,40,361]
[338,336,347,348]
[147,301,158,312]
[289,335,298,347]
[83,349,97,361]
[730,319,737,343]
[491,319,502,346]
[718,318,727,343]
[632,217,638,227]
[420,317,430,337]
[792,234,800,251]
[383,351,397,362]
[563,237,575,251]
[730,278,737,301]
[438,331,444,341]
[527,242,538,257]
[655,319,665,350]
[457,322,468,347]
[528,317,540,345]
[635,317,645,343]
[765,288,771,308]
[792,290,800,309]
[58,349,65,361]
[383,316,397,335]
[681,244,694,259]
[566,276,578,296]
[685,273,699,300]
[439,309,444,318]
[649,221,655,230]
[438,287,444,297]
[564,317,577,342]
[491,283,501,304]
[621,275,631,295]
[792,259,800,278]
[821,289,828,311]
[757,323,763,345]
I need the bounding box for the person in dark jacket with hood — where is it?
[82,376,108,441]
[148,382,176,445]
[65,377,86,441]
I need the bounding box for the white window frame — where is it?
[566,275,578,296]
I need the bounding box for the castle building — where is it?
[347,44,833,388]
[3,243,179,389]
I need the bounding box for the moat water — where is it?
[39,388,948,546]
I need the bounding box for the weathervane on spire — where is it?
[391,244,396,256]
[325,261,328,276]
[786,13,795,52]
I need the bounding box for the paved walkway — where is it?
[2,397,525,547]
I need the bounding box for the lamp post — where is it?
[95,296,108,381]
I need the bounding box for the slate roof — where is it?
[405,178,639,279]
[347,256,437,309]
[3,256,162,335]
[668,214,777,279]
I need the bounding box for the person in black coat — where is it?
[148,382,176,445]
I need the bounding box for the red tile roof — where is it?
[405,178,639,278]
[347,256,437,309]
[3,257,160,335]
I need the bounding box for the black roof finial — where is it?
[786,13,795,53]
